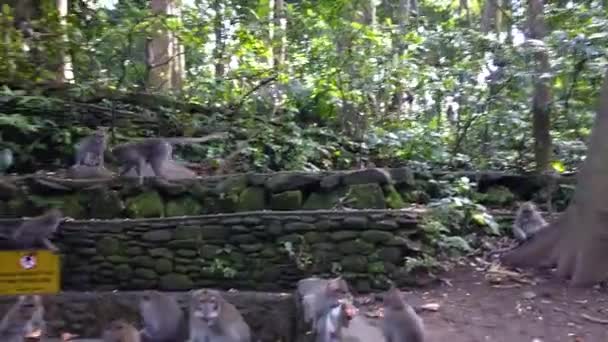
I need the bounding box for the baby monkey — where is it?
[111,132,228,184]
[381,286,425,342]
[102,320,141,342]
[2,209,64,252]
[512,201,548,241]
[74,127,108,167]
[188,288,251,342]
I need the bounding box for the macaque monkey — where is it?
[315,301,358,342]
[74,128,108,167]
[512,201,548,241]
[7,209,63,252]
[111,132,228,184]
[381,286,425,342]
[102,320,141,342]
[139,291,185,342]
[311,278,353,328]
[0,295,45,342]
[188,288,251,342]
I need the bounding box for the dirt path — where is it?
[360,265,608,342]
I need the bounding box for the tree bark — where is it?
[146,0,185,92]
[272,0,286,69]
[528,0,552,172]
[481,0,497,33]
[212,0,225,79]
[502,70,608,287]
[55,0,73,84]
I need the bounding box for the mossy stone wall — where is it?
[26,210,424,293]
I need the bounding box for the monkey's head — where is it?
[16,295,42,320]
[519,202,537,216]
[43,208,63,229]
[324,277,350,301]
[383,286,406,311]
[190,289,224,327]
[103,320,134,341]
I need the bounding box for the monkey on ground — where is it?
[111,132,228,184]
[512,201,548,242]
[139,291,186,342]
[74,128,108,167]
[0,295,46,342]
[381,286,425,342]
[188,288,251,342]
[315,300,358,342]
[0,209,64,252]
[102,320,141,342]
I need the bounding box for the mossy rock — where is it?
[345,183,386,209]
[36,194,87,219]
[270,190,303,210]
[237,186,266,211]
[383,185,406,209]
[166,197,203,217]
[97,237,120,256]
[215,175,248,196]
[154,259,173,274]
[478,186,516,206]
[302,192,340,210]
[125,191,164,218]
[84,189,124,219]
[159,273,193,290]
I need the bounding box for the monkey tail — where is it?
[163,132,229,145]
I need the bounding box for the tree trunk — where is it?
[212,0,225,79]
[272,0,286,69]
[528,0,552,172]
[146,0,185,92]
[480,0,497,33]
[55,0,73,84]
[502,70,608,287]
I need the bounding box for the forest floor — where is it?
[359,260,608,342]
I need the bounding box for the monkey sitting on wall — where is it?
[188,288,251,342]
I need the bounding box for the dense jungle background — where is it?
[0,0,604,176]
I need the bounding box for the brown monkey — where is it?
[188,288,251,342]
[381,286,425,342]
[512,201,548,241]
[139,291,186,342]
[0,295,45,342]
[111,132,227,184]
[6,209,63,252]
[74,128,108,167]
[102,320,141,342]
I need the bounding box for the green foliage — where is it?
[0,0,605,173]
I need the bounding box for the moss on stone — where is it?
[159,273,193,290]
[134,268,158,280]
[154,258,173,274]
[479,186,516,206]
[270,190,303,210]
[87,189,124,219]
[345,183,386,209]
[97,237,120,256]
[236,186,266,211]
[383,185,406,209]
[165,196,203,217]
[302,192,339,210]
[125,191,164,218]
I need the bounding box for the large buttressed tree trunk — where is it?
[502,70,608,287]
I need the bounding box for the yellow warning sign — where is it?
[0,250,60,295]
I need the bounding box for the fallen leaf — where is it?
[581,313,608,324]
[419,303,440,311]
